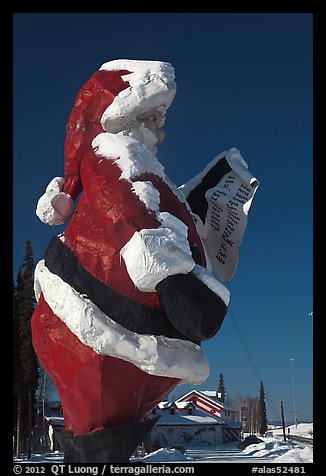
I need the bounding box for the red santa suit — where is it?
[31,60,230,461]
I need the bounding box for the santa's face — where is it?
[120,107,166,154]
[137,107,166,141]
[99,60,176,155]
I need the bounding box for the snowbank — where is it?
[14,451,63,463]
[134,448,190,462]
[14,432,313,463]
[274,446,313,463]
[269,423,313,439]
[242,438,313,463]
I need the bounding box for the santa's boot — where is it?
[54,416,160,463]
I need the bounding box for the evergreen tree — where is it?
[14,241,39,458]
[13,277,21,435]
[13,269,24,456]
[259,381,268,436]
[18,241,38,388]
[217,373,226,403]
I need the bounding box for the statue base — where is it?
[54,416,160,463]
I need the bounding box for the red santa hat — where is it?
[36,59,176,226]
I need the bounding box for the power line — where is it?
[228,306,281,422]
[284,402,313,414]
[13,228,49,249]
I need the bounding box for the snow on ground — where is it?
[268,422,313,439]
[133,448,191,462]
[14,451,64,463]
[241,438,313,463]
[14,435,313,464]
[14,424,313,464]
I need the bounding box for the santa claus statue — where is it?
[31,59,258,462]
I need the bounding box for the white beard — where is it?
[121,123,159,155]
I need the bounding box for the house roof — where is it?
[174,401,196,409]
[200,390,219,399]
[158,401,173,409]
[45,416,64,427]
[176,390,235,412]
[155,396,229,424]
[176,390,222,410]
[156,412,222,426]
[157,401,196,410]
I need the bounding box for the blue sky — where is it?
[13,13,313,423]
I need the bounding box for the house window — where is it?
[170,408,175,415]
[188,408,193,415]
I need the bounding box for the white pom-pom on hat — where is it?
[36,177,74,226]
[45,176,65,193]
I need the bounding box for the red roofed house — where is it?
[150,390,241,449]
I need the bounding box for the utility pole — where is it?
[290,358,298,427]
[280,401,287,442]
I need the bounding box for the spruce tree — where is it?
[14,241,39,457]
[18,241,38,390]
[217,373,226,403]
[13,276,21,447]
[259,381,268,436]
[13,269,24,456]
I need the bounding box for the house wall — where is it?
[221,409,236,423]
[223,426,241,442]
[151,424,223,448]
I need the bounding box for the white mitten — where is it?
[120,212,195,292]
[36,177,74,226]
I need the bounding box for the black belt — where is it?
[43,235,192,342]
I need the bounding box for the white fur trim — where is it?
[34,259,209,384]
[45,176,65,193]
[36,177,74,226]
[191,264,230,306]
[131,181,161,212]
[99,59,176,134]
[120,212,196,292]
[92,132,165,180]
